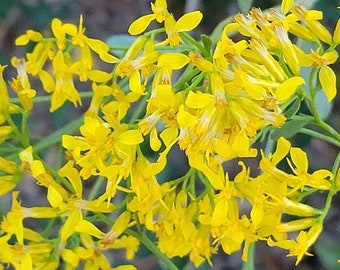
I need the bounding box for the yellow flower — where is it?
[160,11,203,47]
[70,16,118,64]
[268,223,323,265]
[248,39,287,82]
[100,83,140,125]
[99,211,133,249]
[0,156,19,196]
[116,38,159,94]
[287,146,333,192]
[1,192,25,245]
[48,51,81,111]
[128,0,168,35]
[308,49,338,101]
[19,146,70,200]
[15,30,43,46]
[0,65,9,112]
[127,156,165,229]
[22,41,56,76]
[51,18,77,50]
[292,5,332,44]
[10,58,36,111]
[273,22,300,75]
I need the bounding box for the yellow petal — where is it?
[281,0,294,14]
[157,53,189,69]
[150,127,161,151]
[185,91,212,109]
[129,70,145,94]
[47,185,63,208]
[118,129,144,145]
[250,203,264,229]
[211,199,228,226]
[61,249,79,268]
[308,20,332,44]
[60,209,82,243]
[58,161,82,198]
[276,76,304,103]
[39,70,55,93]
[0,65,9,111]
[88,70,112,82]
[175,11,203,32]
[333,18,340,44]
[15,34,30,46]
[160,127,178,147]
[272,137,291,165]
[323,51,338,65]
[31,160,46,177]
[290,146,308,172]
[176,105,198,127]
[128,14,156,35]
[75,219,105,239]
[51,18,64,40]
[319,65,336,101]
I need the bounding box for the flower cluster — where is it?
[0,0,340,269]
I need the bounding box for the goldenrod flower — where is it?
[15,30,43,46]
[161,11,203,47]
[10,58,36,111]
[128,0,168,35]
[310,48,338,101]
[292,5,332,44]
[0,65,9,112]
[273,22,300,75]
[116,38,159,94]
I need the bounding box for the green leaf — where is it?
[237,0,254,13]
[210,16,234,44]
[284,98,301,118]
[271,119,312,141]
[314,241,340,270]
[200,34,212,54]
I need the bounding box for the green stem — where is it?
[9,91,93,104]
[125,229,179,270]
[319,149,340,222]
[299,127,340,147]
[33,116,84,152]
[5,112,30,148]
[179,32,208,56]
[309,99,340,142]
[241,242,255,270]
[173,65,200,92]
[182,72,206,94]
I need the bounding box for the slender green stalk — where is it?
[5,112,30,148]
[33,116,84,152]
[9,91,93,104]
[299,127,340,147]
[241,243,255,270]
[126,229,179,270]
[95,213,179,270]
[319,149,340,222]
[180,32,208,56]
